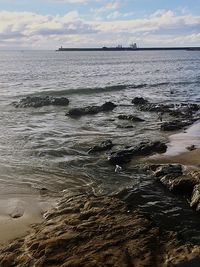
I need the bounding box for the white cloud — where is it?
[92,0,120,15]
[0,9,200,49]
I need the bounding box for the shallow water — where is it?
[0,50,200,243]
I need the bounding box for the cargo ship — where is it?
[57,43,138,51]
[57,43,200,52]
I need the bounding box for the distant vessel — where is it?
[57,43,200,52]
[57,43,138,51]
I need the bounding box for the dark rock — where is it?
[101,101,116,111]
[160,120,191,131]
[160,175,196,195]
[118,114,145,122]
[108,140,167,165]
[51,97,70,106]
[132,99,200,121]
[190,184,200,209]
[153,164,183,178]
[67,102,117,117]
[13,96,69,108]
[132,97,149,105]
[117,125,134,129]
[88,140,114,154]
[186,145,196,151]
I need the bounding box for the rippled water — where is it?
[1,50,200,242]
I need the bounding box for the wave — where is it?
[23,80,200,98]
[27,83,147,97]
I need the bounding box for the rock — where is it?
[13,96,69,108]
[88,140,114,154]
[108,140,167,165]
[190,184,200,209]
[117,125,134,129]
[153,164,183,178]
[100,102,116,111]
[118,114,145,122]
[67,102,116,117]
[132,97,149,105]
[160,175,196,195]
[186,145,196,151]
[1,194,200,267]
[152,165,200,199]
[160,120,191,131]
[51,97,70,106]
[132,99,200,120]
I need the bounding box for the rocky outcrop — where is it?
[108,140,167,165]
[1,194,200,267]
[151,165,200,210]
[132,97,200,119]
[118,114,145,122]
[13,96,69,108]
[66,102,117,117]
[88,140,114,154]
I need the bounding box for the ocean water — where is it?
[1,50,200,242]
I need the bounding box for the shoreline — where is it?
[0,120,199,247]
[146,120,200,168]
[0,96,200,264]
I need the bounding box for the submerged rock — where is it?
[1,194,200,267]
[160,120,191,131]
[132,98,200,122]
[88,140,114,154]
[108,140,167,165]
[67,102,117,117]
[13,96,69,108]
[118,114,145,122]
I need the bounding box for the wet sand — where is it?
[148,148,200,168]
[147,120,200,168]
[0,194,57,246]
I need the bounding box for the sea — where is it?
[0,50,200,243]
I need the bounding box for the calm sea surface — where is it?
[1,50,200,242]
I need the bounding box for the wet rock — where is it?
[160,120,191,131]
[67,102,116,117]
[153,165,200,199]
[1,194,200,267]
[132,97,173,113]
[108,140,167,165]
[88,140,114,154]
[190,184,200,209]
[118,114,145,122]
[117,124,134,129]
[153,164,183,178]
[13,96,69,108]
[187,145,196,151]
[160,175,196,195]
[132,97,149,105]
[132,98,200,120]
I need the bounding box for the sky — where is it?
[0,0,200,49]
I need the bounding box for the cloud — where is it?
[92,0,120,15]
[0,9,200,49]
